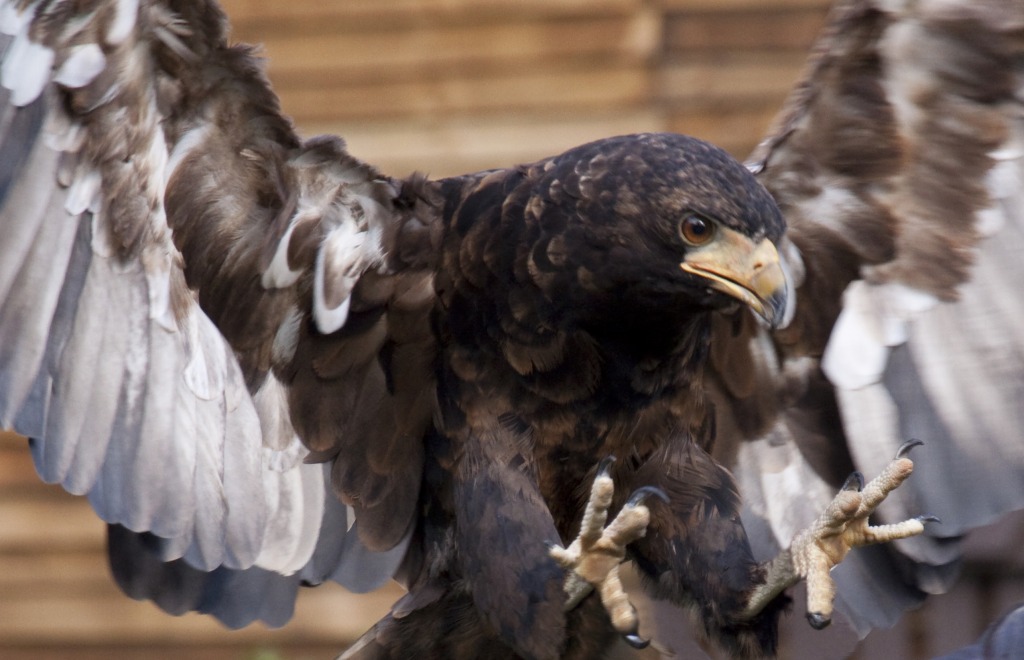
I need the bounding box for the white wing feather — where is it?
[0,0,411,627]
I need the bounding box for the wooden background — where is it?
[3,0,1024,658]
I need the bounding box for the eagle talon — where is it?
[896,439,924,459]
[842,471,864,491]
[626,486,670,507]
[623,633,651,649]
[806,612,831,630]
[743,443,930,625]
[550,461,659,641]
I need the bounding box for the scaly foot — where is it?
[744,440,939,628]
[549,457,667,649]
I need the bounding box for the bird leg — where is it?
[742,440,938,628]
[549,457,668,649]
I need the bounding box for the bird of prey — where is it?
[1,0,1023,658]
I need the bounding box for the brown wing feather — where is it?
[0,0,440,622]
[706,0,1024,635]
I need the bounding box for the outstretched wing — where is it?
[706,0,1024,635]
[0,0,438,626]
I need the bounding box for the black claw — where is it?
[896,439,924,459]
[807,612,832,630]
[543,540,560,550]
[597,456,617,476]
[916,515,942,525]
[623,633,650,649]
[842,471,865,492]
[626,486,670,507]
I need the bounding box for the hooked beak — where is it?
[680,227,790,328]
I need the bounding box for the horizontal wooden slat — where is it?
[1,430,27,446]
[322,110,664,177]
[656,0,830,10]
[0,433,38,489]
[664,7,828,53]
[232,14,657,79]
[0,646,352,660]
[277,64,651,123]
[666,100,784,158]
[222,0,646,27]
[658,53,808,105]
[0,551,113,595]
[0,579,398,646]
[0,496,103,552]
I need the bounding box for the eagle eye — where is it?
[679,214,715,246]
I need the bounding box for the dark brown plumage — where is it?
[380,133,791,658]
[1,1,1023,659]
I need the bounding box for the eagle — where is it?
[1,0,1023,658]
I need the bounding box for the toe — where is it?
[859,458,915,512]
[801,553,837,625]
[548,543,574,566]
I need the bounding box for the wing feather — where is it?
[708,0,1024,635]
[0,163,77,423]
[0,0,439,625]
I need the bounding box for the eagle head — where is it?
[533,132,791,329]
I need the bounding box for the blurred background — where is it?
[2,0,1023,658]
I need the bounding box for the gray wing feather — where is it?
[713,0,1024,637]
[835,133,1024,569]
[108,464,409,627]
[0,0,432,626]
